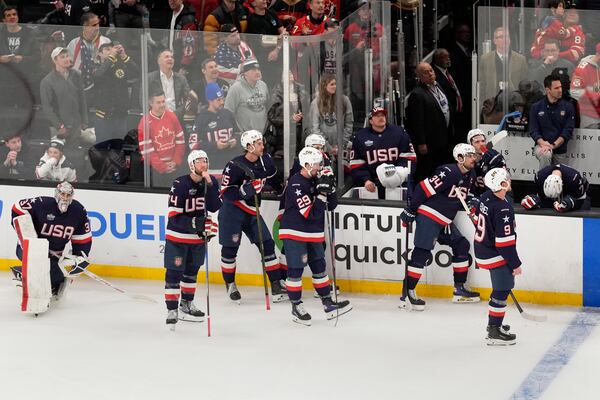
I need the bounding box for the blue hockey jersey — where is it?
[473,191,521,270]
[12,197,92,258]
[190,107,239,173]
[220,153,283,215]
[409,163,475,226]
[473,149,507,197]
[167,174,222,244]
[349,125,416,186]
[279,172,338,242]
[534,164,589,207]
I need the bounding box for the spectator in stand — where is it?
[432,48,463,143]
[449,23,472,144]
[193,57,231,108]
[558,8,586,64]
[291,0,329,36]
[574,0,600,54]
[479,27,528,101]
[553,66,580,127]
[186,0,220,29]
[35,138,77,182]
[571,42,600,128]
[529,39,575,85]
[529,74,575,169]
[0,133,34,180]
[309,73,353,155]
[137,91,186,187]
[203,0,249,55]
[93,41,139,148]
[270,0,308,33]
[147,48,192,122]
[224,58,269,132]
[215,24,255,84]
[320,18,339,75]
[66,12,111,98]
[405,62,453,181]
[530,0,568,60]
[108,0,150,29]
[54,0,92,26]
[163,0,199,73]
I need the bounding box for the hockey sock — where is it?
[406,247,430,290]
[165,269,183,310]
[450,237,470,284]
[180,273,197,302]
[309,258,331,298]
[286,267,303,302]
[279,254,288,280]
[488,290,510,326]
[221,246,238,284]
[261,240,281,282]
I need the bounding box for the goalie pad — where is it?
[376,163,409,188]
[13,214,37,244]
[20,238,51,314]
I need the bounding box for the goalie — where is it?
[10,181,92,314]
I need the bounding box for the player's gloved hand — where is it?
[203,216,218,241]
[554,195,575,213]
[467,196,480,216]
[521,194,541,210]
[59,252,90,278]
[400,209,416,227]
[240,179,263,199]
[191,215,206,235]
[316,173,336,194]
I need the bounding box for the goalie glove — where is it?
[58,252,90,278]
[376,163,409,188]
[316,172,336,194]
[521,194,541,210]
[554,195,575,213]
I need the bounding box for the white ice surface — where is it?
[0,272,597,400]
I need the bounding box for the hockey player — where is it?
[11,181,92,314]
[399,143,480,310]
[190,82,239,174]
[474,168,522,345]
[219,129,285,302]
[521,163,590,213]
[467,128,507,197]
[164,150,222,328]
[279,146,351,325]
[350,106,416,199]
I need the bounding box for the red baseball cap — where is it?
[369,106,387,118]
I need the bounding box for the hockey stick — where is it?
[403,161,412,299]
[82,269,157,303]
[204,180,211,337]
[231,159,271,311]
[486,129,508,151]
[509,291,547,322]
[325,205,339,326]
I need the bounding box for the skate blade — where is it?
[292,316,312,326]
[452,295,481,303]
[325,304,353,320]
[178,314,205,323]
[486,337,516,346]
[272,294,289,303]
[398,300,425,312]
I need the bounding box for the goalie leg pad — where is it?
[20,238,51,314]
[13,214,37,244]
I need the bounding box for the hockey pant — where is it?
[283,239,331,303]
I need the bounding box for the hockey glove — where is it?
[191,215,206,235]
[240,179,263,199]
[316,173,336,195]
[400,209,416,227]
[521,194,541,210]
[203,216,218,241]
[58,252,90,278]
[467,196,481,216]
[554,195,575,213]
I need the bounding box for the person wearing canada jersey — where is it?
[473,168,522,346]
[190,83,239,175]
[11,182,92,305]
[164,150,222,328]
[399,143,480,311]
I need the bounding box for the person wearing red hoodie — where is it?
[571,42,600,128]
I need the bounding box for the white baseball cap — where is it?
[51,47,68,60]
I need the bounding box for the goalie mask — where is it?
[188,149,209,174]
[55,181,74,213]
[298,146,323,176]
[484,168,511,192]
[543,174,563,199]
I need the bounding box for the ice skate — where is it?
[322,296,352,320]
[166,309,178,331]
[226,282,241,304]
[10,266,22,289]
[291,301,312,326]
[399,289,426,311]
[51,278,70,302]
[271,279,288,303]
[452,283,480,303]
[486,325,516,346]
[179,299,205,322]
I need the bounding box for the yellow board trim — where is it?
[0,259,582,306]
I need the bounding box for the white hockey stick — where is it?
[486,129,508,150]
[83,270,158,304]
[454,188,547,322]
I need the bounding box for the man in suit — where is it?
[146,48,192,122]
[405,62,453,181]
[479,26,528,101]
[433,48,464,142]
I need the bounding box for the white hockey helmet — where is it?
[467,128,486,144]
[305,133,326,149]
[298,146,323,172]
[55,181,74,213]
[484,168,510,192]
[453,143,477,162]
[543,174,563,198]
[187,149,208,172]
[240,129,263,150]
